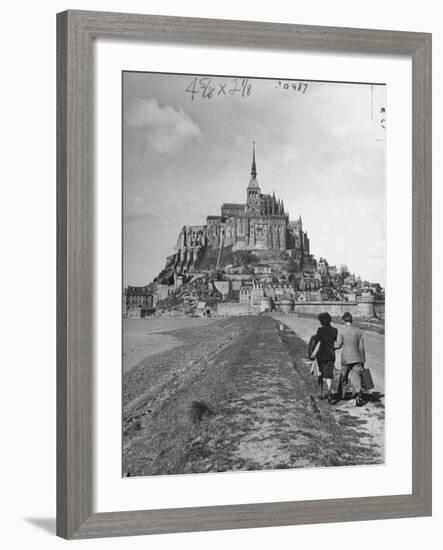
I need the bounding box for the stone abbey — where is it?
[170,144,313,274]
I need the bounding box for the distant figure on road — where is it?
[335,312,366,406]
[313,312,338,403]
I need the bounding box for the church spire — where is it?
[251,141,257,179]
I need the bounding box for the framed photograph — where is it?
[57,10,432,539]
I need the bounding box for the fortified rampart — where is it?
[216,303,260,316]
[374,300,385,317]
[287,296,377,319]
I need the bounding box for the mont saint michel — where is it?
[124,146,383,320]
[166,143,315,277]
[122,72,385,477]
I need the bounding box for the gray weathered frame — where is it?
[57,9,432,539]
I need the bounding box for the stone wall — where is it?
[374,301,385,317]
[216,298,382,318]
[290,297,377,319]
[216,303,260,316]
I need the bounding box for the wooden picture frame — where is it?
[57,10,432,539]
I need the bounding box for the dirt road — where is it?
[272,313,385,461]
[271,313,385,393]
[123,315,384,476]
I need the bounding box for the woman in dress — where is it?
[312,312,338,403]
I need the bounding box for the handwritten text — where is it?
[185,77,252,101]
[275,81,309,94]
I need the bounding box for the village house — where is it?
[124,286,154,318]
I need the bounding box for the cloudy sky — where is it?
[123,71,386,287]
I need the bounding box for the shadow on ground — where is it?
[24,517,56,535]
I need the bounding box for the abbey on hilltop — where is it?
[170,143,314,274]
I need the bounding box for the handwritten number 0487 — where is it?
[276,81,308,93]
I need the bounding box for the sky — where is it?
[123,71,386,287]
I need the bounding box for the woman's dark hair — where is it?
[342,311,353,323]
[318,312,332,326]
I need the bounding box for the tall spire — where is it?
[251,141,257,179]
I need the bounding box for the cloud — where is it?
[125,98,200,153]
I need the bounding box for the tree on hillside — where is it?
[338,264,350,278]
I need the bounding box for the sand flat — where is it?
[123,317,216,372]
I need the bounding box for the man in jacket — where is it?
[335,312,366,406]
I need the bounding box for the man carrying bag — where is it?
[335,312,371,406]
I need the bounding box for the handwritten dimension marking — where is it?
[275,81,309,94]
[185,77,252,101]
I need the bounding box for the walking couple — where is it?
[309,311,366,406]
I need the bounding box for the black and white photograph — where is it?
[122,71,386,477]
